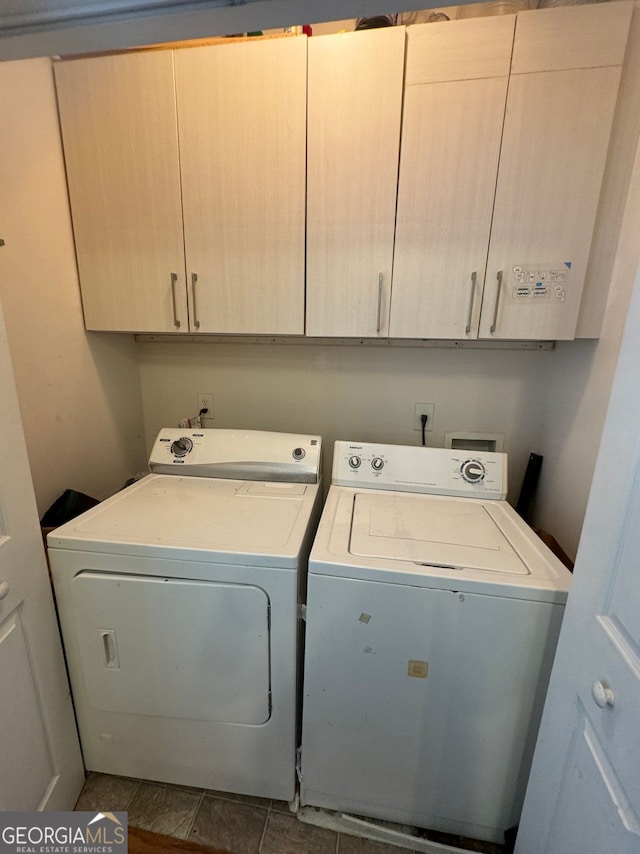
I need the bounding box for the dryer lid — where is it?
[349,492,530,575]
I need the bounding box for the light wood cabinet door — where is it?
[390,17,514,340]
[55,52,188,333]
[479,2,632,341]
[306,27,405,337]
[175,37,306,335]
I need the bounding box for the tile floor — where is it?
[75,772,505,854]
[74,772,416,854]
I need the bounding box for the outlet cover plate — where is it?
[197,393,214,420]
[413,403,435,431]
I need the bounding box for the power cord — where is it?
[420,413,428,447]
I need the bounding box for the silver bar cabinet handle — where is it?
[192,272,201,329]
[170,272,180,329]
[490,270,503,334]
[465,271,477,334]
[376,272,384,333]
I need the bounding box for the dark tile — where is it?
[191,796,268,854]
[456,838,505,854]
[270,799,292,814]
[155,780,207,795]
[75,772,140,812]
[339,834,413,854]
[261,811,337,854]
[127,781,202,840]
[416,825,505,854]
[206,788,272,809]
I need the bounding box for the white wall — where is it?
[534,131,640,560]
[0,57,147,516]
[532,7,640,560]
[137,340,551,503]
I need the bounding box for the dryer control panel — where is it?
[333,441,507,499]
[149,428,322,483]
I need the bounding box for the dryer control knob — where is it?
[371,457,384,471]
[348,455,362,469]
[461,459,485,483]
[171,437,193,457]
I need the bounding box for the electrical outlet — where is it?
[413,403,435,431]
[197,393,214,420]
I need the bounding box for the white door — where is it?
[0,298,84,810]
[515,269,640,850]
[71,572,270,723]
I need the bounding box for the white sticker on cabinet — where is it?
[511,262,571,301]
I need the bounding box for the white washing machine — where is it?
[48,428,322,802]
[300,441,571,844]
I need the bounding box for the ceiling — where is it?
[0,0,463,60]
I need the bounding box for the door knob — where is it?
[591,680,615,709]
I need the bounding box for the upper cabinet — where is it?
[55,36,307,334]
[55,52,187,333]
[56,4,633,341]
[479,2,633,340]
[390,16,515,339]
[391,2,631,342]
[305,27,405,337]
[174,38,306,335]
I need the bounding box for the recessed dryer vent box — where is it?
[444,431,504,453]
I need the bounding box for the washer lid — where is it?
[47,473,319,567]
[350,493,529,575]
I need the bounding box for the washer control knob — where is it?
[371,457,384,471]
[292,447,306,461]
[348,455,362,469]
[461,459,485,483]
[171,437,193,457]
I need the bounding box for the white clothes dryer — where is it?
[48,428,322,802]
[300,441,571,844]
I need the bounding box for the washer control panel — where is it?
[149,428,322,483]
[333,441,507,499]
[460,458,485,483]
